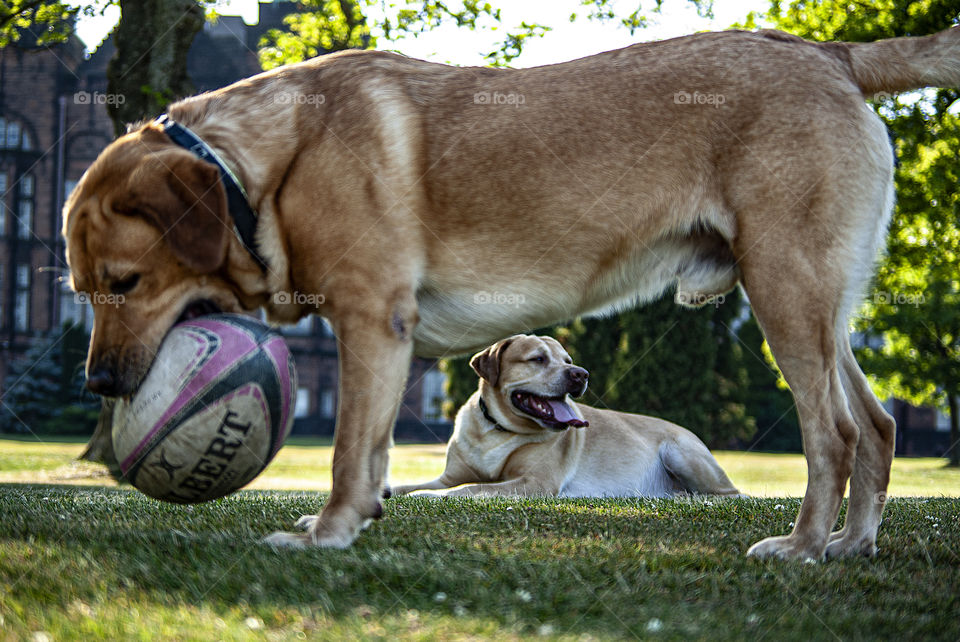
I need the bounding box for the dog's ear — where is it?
[470,338,514,385]
[125,155,229,274]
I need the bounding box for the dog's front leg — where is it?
[265,297,414,548]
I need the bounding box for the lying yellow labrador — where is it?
[62,26,960,558]
[392,335,740,498]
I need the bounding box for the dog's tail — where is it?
[838,27,960,96]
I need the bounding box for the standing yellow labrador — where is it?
[63,27,960,559]
[391,335,741,498]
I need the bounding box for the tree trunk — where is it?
[78,398,123,480]
[105,0,204,136]
[948,393,959,467]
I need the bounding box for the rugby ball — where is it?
[113,314,296,503]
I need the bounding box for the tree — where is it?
[257,0,552,69]
[105,0,206,136]
[761,0,960,465]
[570,291,754,449]
[0,1,75,46]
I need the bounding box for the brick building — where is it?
[0,3,451,440]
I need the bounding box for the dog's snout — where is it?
[565,366,589,396]
[86,366,118,397]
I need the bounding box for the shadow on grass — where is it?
[1,485,959,639]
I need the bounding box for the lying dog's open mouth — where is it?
[177,299,222,323]
[511,391,588,429]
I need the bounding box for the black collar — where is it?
[155,115,268,272]
[478,396,512,433]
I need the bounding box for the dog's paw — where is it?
[747,535,823,562]
[295,514,319,531]
[262,531,310,549]
[824,530,878,559]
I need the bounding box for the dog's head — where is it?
[63,123,247,398]
[470,334,589,431]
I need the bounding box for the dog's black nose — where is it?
[86,367,117,396]
[567,367,588,385]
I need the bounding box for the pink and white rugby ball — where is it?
[113,314,296,503]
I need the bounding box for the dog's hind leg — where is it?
[824,334,896,558]
[741,254,859,561]
[659,440,740,496]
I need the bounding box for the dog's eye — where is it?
[111,273,140,295]
[529,355,546,364]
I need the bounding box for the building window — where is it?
[16,173,33,240]
[0,118,31,150]
[0,265,4,328]
[14,264,30,332]
[0,172,6,235]
[17,200,32,239]
[295,388,310,419]
[422,368,449,422]
[320,389,336,419]
[5,121,20,149]
[60,277,89,330]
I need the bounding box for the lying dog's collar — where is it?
[478,396,512,433]
[155,115,268,272]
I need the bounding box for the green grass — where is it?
[4,435,960,497]
[1,438,959,639]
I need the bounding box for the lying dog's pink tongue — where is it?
[546,399,588,428]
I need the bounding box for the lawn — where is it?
[3,435,960,497]
[1,436,959,640]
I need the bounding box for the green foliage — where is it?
[0,0,76,46]
[438,354,476,421]
[258,0,372,70]
[557,291,755,449]
[0,323,99,435]
[764,0,960,462]
[737,315,802,452]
